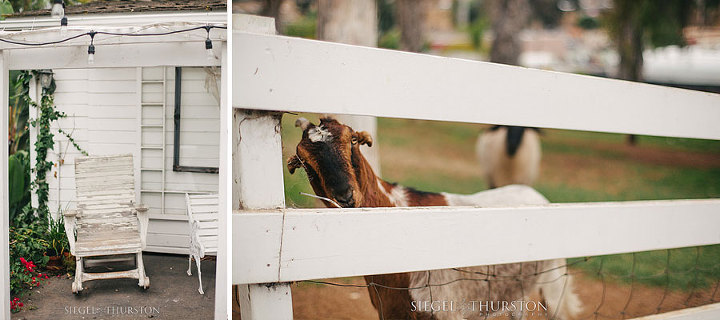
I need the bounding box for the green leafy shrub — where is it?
[47,216,69,257]
[284,13,317,39]
[8,151,30,222]
[378,28,400,50]
[577,15,600,29]
[9,226,49,295]
[468,16,490,50]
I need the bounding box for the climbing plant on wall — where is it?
[15,70,88,226]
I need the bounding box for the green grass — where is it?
[281,114,720,291]
[544,129,720,154]
[536,166,720,203]
[569,245,720,290]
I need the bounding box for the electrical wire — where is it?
[0,25,226,46]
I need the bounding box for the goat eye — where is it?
[351,136,358,145]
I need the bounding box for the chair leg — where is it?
[195,257,204,295]
[187,255,193,276]
[72,256,83,293]
[137,252,149,289]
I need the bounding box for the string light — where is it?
[87,31,95,65]
[51,0,64,19]
[0,25,227,63]
[204,26,214,61]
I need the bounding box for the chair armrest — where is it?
[135,205,149,249]
[63,209,78,255]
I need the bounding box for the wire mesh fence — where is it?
[274,245,720,320]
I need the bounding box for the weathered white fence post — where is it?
[216,40,229,320]
[233,110,293,319]
[232,14,294,319]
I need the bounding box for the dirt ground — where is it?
[12,253,216,320]
[285,271,719,320]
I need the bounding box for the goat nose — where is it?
[334,189,354,206]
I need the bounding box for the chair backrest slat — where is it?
[74,154,136,223]
[75,154,135,205]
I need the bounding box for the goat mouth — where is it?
[335,198,357,208]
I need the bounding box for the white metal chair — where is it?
[185,193,219,294]
[64,154,149,293]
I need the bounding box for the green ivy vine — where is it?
[17,70,88,224]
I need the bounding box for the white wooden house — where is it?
[4,3,225,255]
[38,66,220,254]
[0,3,228,319]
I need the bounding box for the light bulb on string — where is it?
[205,38,214,61]
[60,16,68,36]
[51,0,64,19]
[87,32,96,65]
[204,26,214,61]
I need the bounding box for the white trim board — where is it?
[1,12,226,31]
[233,199,720,284]
[5,42,223,69]
[0,25,226,50]
[233,31,720,140]
[0,51,11,320]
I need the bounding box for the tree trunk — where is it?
[488,0,531,65]
[612,0,645,145]
[317,0,378,47]
[317,0,382,175]
[260,0,285,33]
[395,0,428,52]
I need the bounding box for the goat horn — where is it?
[295,117,311,130]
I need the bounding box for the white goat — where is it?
[477,126,541,188]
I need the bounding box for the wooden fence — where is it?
[232,14,720,320]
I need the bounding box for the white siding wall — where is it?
[46,68,138,215]
[140,67,220,254]
[41,67,219,254]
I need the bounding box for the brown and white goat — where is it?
[476,126,541,189]
[288,117,581,320]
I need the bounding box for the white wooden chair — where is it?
[185,193,219,294]
[63,154,149,293]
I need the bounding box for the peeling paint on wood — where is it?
[65,154,150,293]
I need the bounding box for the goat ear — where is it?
[354,131,373,147]
[287,155,302,174]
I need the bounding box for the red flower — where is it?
[18,303,23,307]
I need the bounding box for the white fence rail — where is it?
[234,32,720,140]
[232,14,720,320]
[235,200,720,284]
